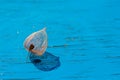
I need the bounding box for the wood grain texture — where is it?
[0,0,120,80]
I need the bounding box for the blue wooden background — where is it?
[0,0,120,80]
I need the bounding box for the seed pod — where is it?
[24,27,47,55]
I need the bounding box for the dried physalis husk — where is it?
[24,27,47,55]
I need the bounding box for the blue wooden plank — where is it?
[0,0,120,80]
